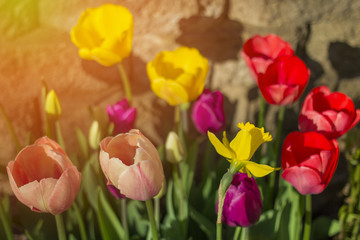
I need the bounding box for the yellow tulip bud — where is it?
[165,131,185,164]
[89,121,101,149]
[45,90,62,118]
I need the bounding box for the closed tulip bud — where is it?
[7,137,81,215]
[299,86,360,139]
[89,120,101,149]
[192,89,225,135]
[165,131,185,164]
[281,131,339,195]
[99,129,164,201]
[45,90,62,119]
[216,173,262,227]
[107,99,136,135]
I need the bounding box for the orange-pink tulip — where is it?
[7,137,81,215]
[99,129,164,201]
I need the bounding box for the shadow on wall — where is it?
[176,0,243,63]
[329,41,360,91]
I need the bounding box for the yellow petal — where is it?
[229,130,252,161]
[237,122,272,159]
[244,161,280,177]
[150,77,188,106]
[45,90,62,118]
[208,131,232,159]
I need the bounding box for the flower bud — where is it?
[107,98,136,135]
[45,90,62,119]
[89,121,101,149]
[165,131,185,164]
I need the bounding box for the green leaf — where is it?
[82,162,99,210]
[75,128,89,159]
[311,216,340,239]
[189,205,216,239]
[97,188,125,240]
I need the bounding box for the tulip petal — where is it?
[244,161,279,177]
[117,160,163,201]
[48,166,81,215]
[150,78,189,106]
[282,166,325,195]
[208,131,232,159]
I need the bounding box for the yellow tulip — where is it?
[208,122,278,177]
[70,4,133,66]
[45,90,62,118]
[147,47,209,106]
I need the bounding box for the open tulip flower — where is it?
[258,55,310,105]
[217,173,262,227]
[281,131,339,195]
[99,129,164,201]
[7,137,81,215]
[208,122,278,177]
[71,4,133,66]
[299,86,360,139]
[192,89,225,135]
[107,98,137,135]
[147,46,209,106]
[241,34,294,82]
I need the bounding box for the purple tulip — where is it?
[107,99,136,135]
[191,89,225,135]
[218,173,262,227]
[107,184,126,199]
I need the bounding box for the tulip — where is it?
[258,55,310,105]
[45,90,62,119]
[299,86,360,139]
[147,46,209,106]
[281,131,339,195]
[165,131,185,164]
[71,4,133,66]
[88,120,101,149]
[241,34,294,82]
[191,89,225,135]
[99,129,164,201]
[208,122,278,177]
[7,137,81,215]
[107,99,136,135]
[217,173,262,227]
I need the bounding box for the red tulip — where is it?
[7,137,81,215]
[241,34,294,82]
[299,86,360,139]
[258,55,310,105]
[281,131,339,195]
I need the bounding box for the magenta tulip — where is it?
[241,34,294,82]
[217,173,262,227]
[299,86,360,139]
[99,129,164,201]
[7,137,81,215]
[281,131,339,195]
[258,55,310,105]
[191,89,225,135]
[107,98,136,135]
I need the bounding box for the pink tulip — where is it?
[107,99,136,135]
[299,86,360,139]
[7,137,81,215]
[258,55,310,105]
[241,34,294,82]
[99,129,164,201]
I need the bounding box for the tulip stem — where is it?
[258,96,266,128]
[0,102,21,152]
[145,200,159,240]
[118,63,132,105]
[303,194,312,240]
[55,120,66,151]
[233,227,241,240]
[0,198,14,240]
[55,214,67,240]
[121,198,129,240]
[73,202,87,240]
